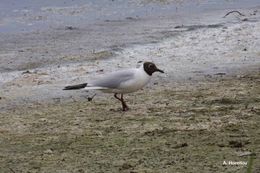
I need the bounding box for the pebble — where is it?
[44,149,53,154]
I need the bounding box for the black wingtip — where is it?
[63,83,88,90]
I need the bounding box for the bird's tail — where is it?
[63,83,88,90]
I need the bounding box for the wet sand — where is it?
[1,7,260,111]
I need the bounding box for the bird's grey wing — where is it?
[90,69,135,89]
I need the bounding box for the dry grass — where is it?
[0,71,259,173]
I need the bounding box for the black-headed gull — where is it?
[63,62,164,111]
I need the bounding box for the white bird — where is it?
[63,62,164,111]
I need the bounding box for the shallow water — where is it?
[1,0,260,33]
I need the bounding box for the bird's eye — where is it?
[148,64,154,68]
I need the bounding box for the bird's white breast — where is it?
[117,68,151,93]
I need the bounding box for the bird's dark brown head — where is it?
[143,62,164,76]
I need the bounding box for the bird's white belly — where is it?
[118,73,151,93]
[102,72,151,94]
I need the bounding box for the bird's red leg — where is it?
[121,94,129,111]
[114,93,129,111]
[114,93,121,101]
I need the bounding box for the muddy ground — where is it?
[0,70,259,173]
